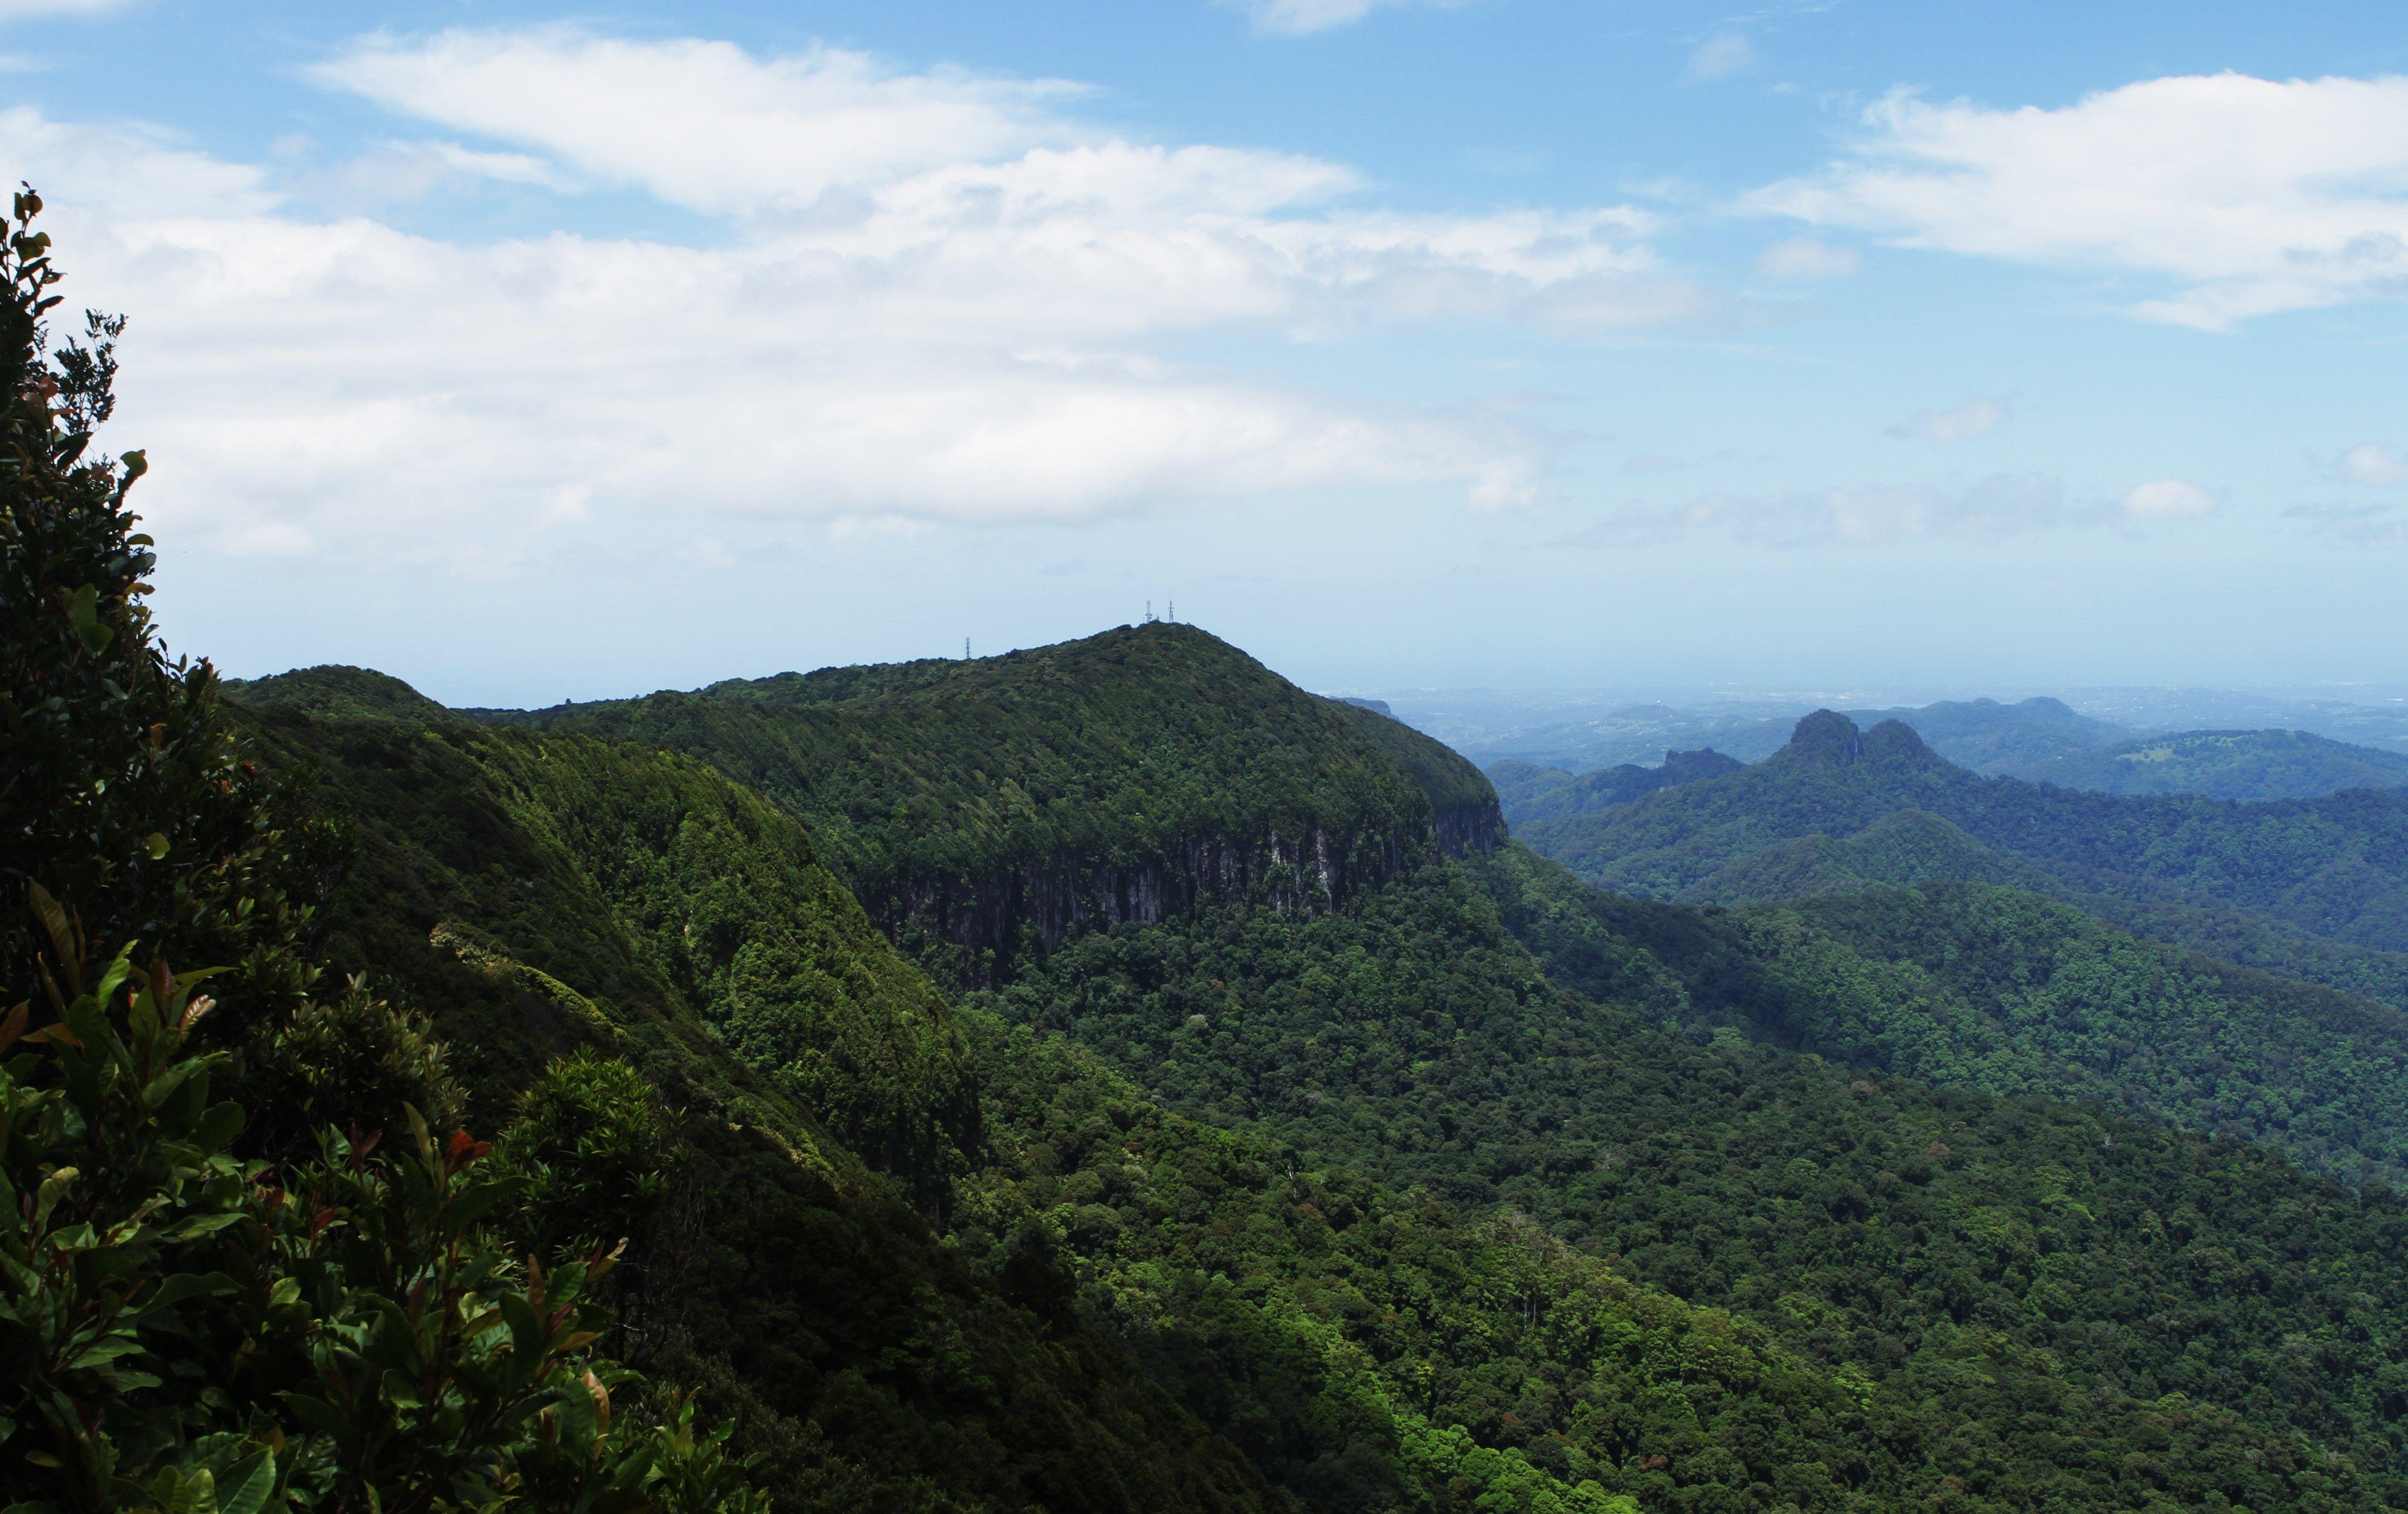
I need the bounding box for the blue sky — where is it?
[9,0,2408,704]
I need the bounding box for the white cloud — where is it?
[0,0,130,17]
[4,29,1693,568]
[2289,501,2408,545]
[322,140,579,204]
[0,107,271,218]
[1228,0,1472,37]
[1576,470,2220,549]
[2119,477,2216,517]
[1886,395,2009,442]
[313,31,1080,217]
[2341,442,2408,484]
[1748,72,2408,328]
[1753,235,1857,281]
[1682,35,1757,84]
[1578,474,2067,548]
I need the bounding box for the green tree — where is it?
[0,186,334,1024]
[0,190,769,1514]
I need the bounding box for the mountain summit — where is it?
[1771,710,1945,772]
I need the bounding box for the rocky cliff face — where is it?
[867,816,1435,983]
[1430,798,1508,856]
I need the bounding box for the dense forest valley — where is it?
[11,201,2408,1514]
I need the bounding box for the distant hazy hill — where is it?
[1843,695,2124,773]
[1518,709,2408,955]
[2009,727,2408,799]
[1456,693,2125,775]
[1488,748,1742,825]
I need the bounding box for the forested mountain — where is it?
[18,202,2408,1514]
[390,640,2408,1512]
[2007,728,2408,799]
[1446,694,2124,775]
[1488,749,1743,826]
[1845,696,2127,774]
[1476,699,2407,807]
[449,627,1506,980]
[1519,710,2408,955]
[234,647,2408,1509]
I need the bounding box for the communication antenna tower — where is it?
[964,637,971,660]
[1168,600,1175,623]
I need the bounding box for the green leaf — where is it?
[175,1468,217,1514]
[215,1448,276,1514]
[141,1271,239,1313]
[444,1176,527,1228]
[378,1367,425,1411]
[498,1291,543,1369]
[60,583,112,655]
[275,1392,352,1441]
[194,1100,245,1153]
[550,1378,598,1453]
[66,1333,148,1369]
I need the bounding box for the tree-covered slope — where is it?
[225,688,1284,1514]
[243,674,1883,1513]
[1324,695,1506,851]
[1487,749,1746,827]
[232,656,2408,1510]
[1662,804,2408,1029]
[2009,728,2408,799]
[963,1014,1894,1514]
[463,625,1498,983]
[1519,709,2408,954]
[221,661,457,725]
[959,839,2408,1506]
[233,677,1929,1514]
[1684,871,2408,1181]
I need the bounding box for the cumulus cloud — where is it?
[1753,236,1858,281]
[1227,0,1472,36]
[2,28,1707,568]
[1682,35,1757,84]
[1748,72,2408,328]
[2118,477,2216,517]
[312,31,1082,216]
[2341,442,2408,484]
[1573,471,2217,549]
[1886,395,2008,442]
